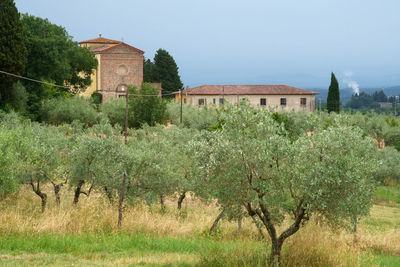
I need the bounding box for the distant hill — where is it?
[309,86,400,105]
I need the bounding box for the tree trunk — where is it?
[251,215,265,239]
[160,194,165,212]
[104,186,113,205]
[209,209,225,234]
[40,194,47,213]
[118,171,127,228]
[353,216,358,244]
[31,181,47,213]
[177,191,186,210]
[269,240,283,267]
[73,180,85,205]
[51,181,65,206]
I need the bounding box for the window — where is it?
[280,98,287,106]
[260,98,266,106]
[300,98,307,106]
[184,98,187,104]
[213,98,216,104]
[219,98,224,105]
[198,99,205,106]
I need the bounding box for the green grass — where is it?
[0,234,265,266]
[374,186,400,205]
[364,254,400,267]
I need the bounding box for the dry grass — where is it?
[0,186,256,239]
[1,186,400,266]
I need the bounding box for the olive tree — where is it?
[14,123,66,212]
[68,120,121,205]
[191,104,378,266]
[131,126,183,211]
[0,127,20,198]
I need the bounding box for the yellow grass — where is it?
[0,186,399,266]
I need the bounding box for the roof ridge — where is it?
[92,42,144,54]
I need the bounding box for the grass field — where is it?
[0,186,399,266]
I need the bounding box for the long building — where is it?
[174,85,319,111]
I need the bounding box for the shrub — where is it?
[376,147,400,184]
[129,83,167,128]
[166,101,219,130]
[101,97,126,127]
[40,97,100,126]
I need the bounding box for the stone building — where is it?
[174,85,318,112]
[79,35,144,102]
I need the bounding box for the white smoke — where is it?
[343,71,360,95]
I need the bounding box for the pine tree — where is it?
[0,0,27,106]
[143,57,155,83]
[327,72,340,113]
[153,49,183,96]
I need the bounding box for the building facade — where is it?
[79,36,144,102]
[174,85,318,112]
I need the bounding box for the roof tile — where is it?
[175,85,319,95]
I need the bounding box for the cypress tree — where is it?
[327,72,340,113]
[153,49,183,96]
[0,0,27,106]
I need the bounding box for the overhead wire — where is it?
[0,69,179,97]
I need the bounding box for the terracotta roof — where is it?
[174,85,319,95]
[91,42,144,54]
[79,37,121,45]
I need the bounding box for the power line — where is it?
[0,70,71,89]
[0,69,177,97]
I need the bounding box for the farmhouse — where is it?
[79,35,145,102]
[174,85,319,112]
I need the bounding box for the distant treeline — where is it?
[345,90,399,112]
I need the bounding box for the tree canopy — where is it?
[21,14,97,118]
[128,83,167,128]
[143,49,183,96]
[327,72,340,113]
[0,0,27,107]
[191,104,378,266]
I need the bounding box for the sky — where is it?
[14,0,400,89]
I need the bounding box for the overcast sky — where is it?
[14,0,400,89]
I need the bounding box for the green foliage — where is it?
[346,92,380,110]
[166,101,219,130]
[21,14,97,118]
[152,49,183,95]
[0,118,21,198]
[68,124,126,198]
[40,97,100,127]
[101,97,126,127]
[191,104,378,261]
[271,110,319,140]
[143,57,156,83]
[384,126,400,151]
[327,72,340,113]
[376,148,400,184]
[374,186,400,205]
[1,82,28,113]
[90,91,102,106]
[128,83,167,128]
[372,90,387,102]
[0,0,27,107]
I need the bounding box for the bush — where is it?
[129,83,167,128]
[376,147,400,184]
[101,97,126,127]
[91,91,102,106]
[40,97,100,126]
[166,102,219,130]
